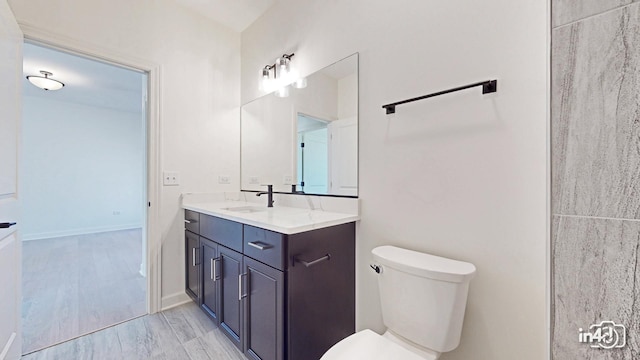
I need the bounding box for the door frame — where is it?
[18,23,162,314]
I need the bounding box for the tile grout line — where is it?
[553,1,640,30]
[552,213,640,222]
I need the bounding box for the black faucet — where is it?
[256,184,274,207]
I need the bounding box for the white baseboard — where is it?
[22,224,142,241]
[161,291,191,311]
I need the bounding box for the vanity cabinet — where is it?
[184,210,201,303]
[243,255,284,360]
[201,238,219,321]
[184,210,355,360]
[218,245,244,349]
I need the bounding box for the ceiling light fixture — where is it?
[260,53,307,97]
[26,70,65,91]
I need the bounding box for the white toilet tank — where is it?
[372,246,476,353]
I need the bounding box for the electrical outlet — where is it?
[218,175,231,184]
[163,171,180,186]
[283,175,293,184]
[249,176,259,185]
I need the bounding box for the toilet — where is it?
[321,245,476,360]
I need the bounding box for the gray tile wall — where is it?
[552,0,636,27]
[552,1,640,358]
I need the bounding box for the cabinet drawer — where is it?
[200,215,243,252]
[244,225,286,270]
[184,210,200,234]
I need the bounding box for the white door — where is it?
[300,128,329,194]
[328,116,358,196]
[0,1,22,359]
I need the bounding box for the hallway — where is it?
[22,229,146,353]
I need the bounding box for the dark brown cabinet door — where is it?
[201,238,219,323]
[288,223,356,359]
[219,245,243,350]
[243,257,284,360]
[185,230,200,302]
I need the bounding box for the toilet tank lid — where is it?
[372,246,476,283]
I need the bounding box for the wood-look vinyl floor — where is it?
[22,301,247,360]
[22,229,146,354]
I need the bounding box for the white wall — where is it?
[338,73,357,120]
[21,95,144,240]
[242,1,548,360]
[8,0,241,307]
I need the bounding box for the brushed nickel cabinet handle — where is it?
[238,273,248,301]
[192,248,196,267]
[294,254,331,268]
[184,219,197,224]
[211,258,220,281]
[247,241,272,251]
[214,258,219,281]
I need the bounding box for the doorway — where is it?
[296,113,358,196]
[20,42,148,354]
[297,114,329,194]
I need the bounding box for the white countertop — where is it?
[182,200,359,235]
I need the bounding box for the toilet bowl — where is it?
[321,246,476,360]
[320,329,437,360]
[321,329,434,360]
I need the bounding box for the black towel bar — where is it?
[382,79,497,114]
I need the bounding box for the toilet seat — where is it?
[321,329,433,360]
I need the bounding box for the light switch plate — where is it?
[218,175,231,184]
[163,171,180,186]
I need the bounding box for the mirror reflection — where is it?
[241,53,358,197]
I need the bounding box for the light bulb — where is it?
[293,77,307,89]
[274,85,290,98]
[277,57,290,78]
[260,67,272,92]
[286,68,301,88]
[261,77,271,92]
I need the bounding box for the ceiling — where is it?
[23,43,145,114]
[21,1,275,112]
[173,0,275,32]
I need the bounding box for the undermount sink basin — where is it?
[222,206,268,213]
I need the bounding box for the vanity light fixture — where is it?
[276,55,291,78]
[261,53,307,96]
[293,77,307,89]
[274,86,290,98]
[26,70,65,91]
[261,65,275,92]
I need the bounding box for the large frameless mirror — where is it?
[241,53,358,197]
